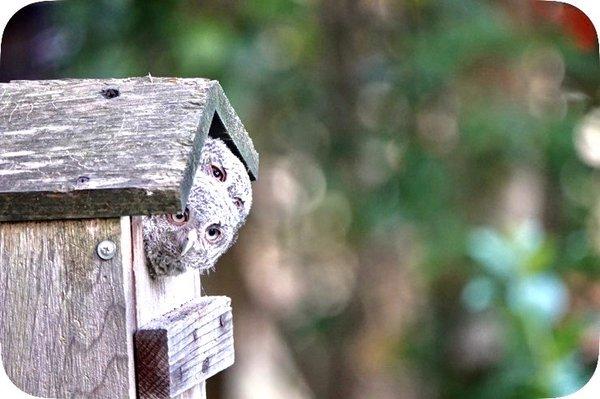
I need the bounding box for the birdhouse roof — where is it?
[0,77,258,222]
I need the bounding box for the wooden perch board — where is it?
[134,296,234,398]
[0,77,259,222]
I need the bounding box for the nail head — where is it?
[76,176,90,184]
[202,357,210,373]
[101,87,120,99]
[219,313,230,328]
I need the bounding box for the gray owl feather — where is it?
[143,137,252,277]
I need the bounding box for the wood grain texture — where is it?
[131,216,207,399]
[0,77,259,222]
[0,218,135,398]
[121,216,138,399]
[135,297,234,399]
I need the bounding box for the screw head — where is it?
[97,240,117,260]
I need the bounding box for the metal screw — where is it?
[97,240,117,260]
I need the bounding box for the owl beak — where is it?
[180,230,199,257]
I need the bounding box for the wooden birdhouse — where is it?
[0,77,258,399]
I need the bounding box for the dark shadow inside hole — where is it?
[208,111,253,180]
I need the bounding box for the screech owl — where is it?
[143,173,240,277]
[199,137,252,226]
[143,137,252,277]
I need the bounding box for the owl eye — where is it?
[233,197,244,209]
[211,164,227,182]
[167,207,190,226]
[205,224,223,243]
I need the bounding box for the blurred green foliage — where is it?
[40,0,600,397]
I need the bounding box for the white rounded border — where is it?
[537,3,600,398]
[541,0,600,59]
[0,0,597,398]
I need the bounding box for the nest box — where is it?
[0,77,258,399]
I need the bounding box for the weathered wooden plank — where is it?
[0,218,135,398]
[134,297,234,398]
[131,216,207,399]
[121,216,138,399]
[0,77,259,222]
[135,329,170,399]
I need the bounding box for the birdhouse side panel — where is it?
[0,218,135,398]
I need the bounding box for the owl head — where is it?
[199,137,253,226]
[143,173,241,277]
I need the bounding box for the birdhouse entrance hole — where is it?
[208,111,253,181]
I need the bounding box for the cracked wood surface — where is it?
[0,217,135,398]
[0,77,258,222]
